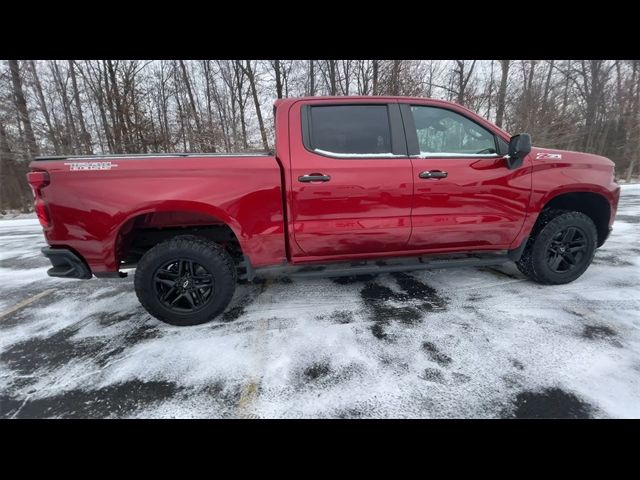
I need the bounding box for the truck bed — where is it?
[30,154,286,274]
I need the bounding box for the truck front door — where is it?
[287,100,413,259]
[400,102,531,251]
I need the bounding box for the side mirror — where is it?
[505,133,532,169]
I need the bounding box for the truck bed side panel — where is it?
[31,156,285,272]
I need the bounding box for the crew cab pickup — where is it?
[28,96,621,325]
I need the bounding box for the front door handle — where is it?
[298,173,331,183]
[419,170,448,179]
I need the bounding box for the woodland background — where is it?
[1,60,638,212]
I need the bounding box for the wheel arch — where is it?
[112,200,248,269]
[538,190,612,246]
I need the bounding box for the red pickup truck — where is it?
[28,96,621,326]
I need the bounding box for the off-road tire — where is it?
[134,235,236,326]
[516,209,598,285]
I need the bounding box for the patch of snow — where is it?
[0,213,36,221]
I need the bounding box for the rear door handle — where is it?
[298,173,331,183]
[419,170,448,179]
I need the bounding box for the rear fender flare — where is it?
[109,200,246,269]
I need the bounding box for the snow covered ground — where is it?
[1,185,639,418]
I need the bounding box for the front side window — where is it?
[309,105,392,156]
[410,105,497,157]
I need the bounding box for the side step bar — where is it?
[118,238,529,282]
[251,252,511,280]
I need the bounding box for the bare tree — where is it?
[495,60,510,128]
[319,60,338,96]
[179,60,204,150]
[9,60,39,158]
[240,60,269,151]
[69,61,92,154]
[372,60,379,96]
[271,60,284,99]
[308,60,315,96]
[27,61,61,155]
[452,60,477,106]
[233,61,249,150]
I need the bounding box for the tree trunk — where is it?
[372,60,379,96]
[179,60,204,150]
[79,61,115,152]
[537,60,556,143]
[454,60,476,107]
[456,61,465,105]
[273,60,283,99]
[309,60,315,96]
[328,60,337,95]
[233,61,249,150]
[340,60,351,95]
[486,60,494,119]
[86,93,106,153]
[9,60,39,158]
[241,60,269,151]
[68,60,92,154]
[202,60,217,150]
[210,73,232,152]
[51,61,80,154]
[28,60,61,155]
[107,60,130,152]
[391,60,401,95]
[495,60,510,128]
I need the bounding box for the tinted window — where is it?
[309,105,392,155]
[410,105,496,156]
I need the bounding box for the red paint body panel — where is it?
[409,155,532,250]
[286,99,413,256]
[30,96,620,276]
[514,146,621,248]
[31,156,286,271]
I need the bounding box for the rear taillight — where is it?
[27,170,50,190]
[26,170,51,229]
[35,200,51,227]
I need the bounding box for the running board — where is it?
[252,252,511,280]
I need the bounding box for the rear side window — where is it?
[308,105,392,156]
[410,105,497,157]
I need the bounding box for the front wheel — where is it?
[516,210,598,285]
[134,235,237,326]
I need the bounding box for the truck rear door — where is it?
[287,99,413,258]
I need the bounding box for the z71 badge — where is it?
[64,161,118,171]
[535,153,562,160]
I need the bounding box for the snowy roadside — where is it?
[0,212,36,221]
[0,185,638,418]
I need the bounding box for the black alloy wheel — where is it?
[545,226,589,273]
[153,258,215,312]
[515,210,598,285]
[135,235,237,326]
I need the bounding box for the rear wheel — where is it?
[134,235,236,326]
[516,210,598,285]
